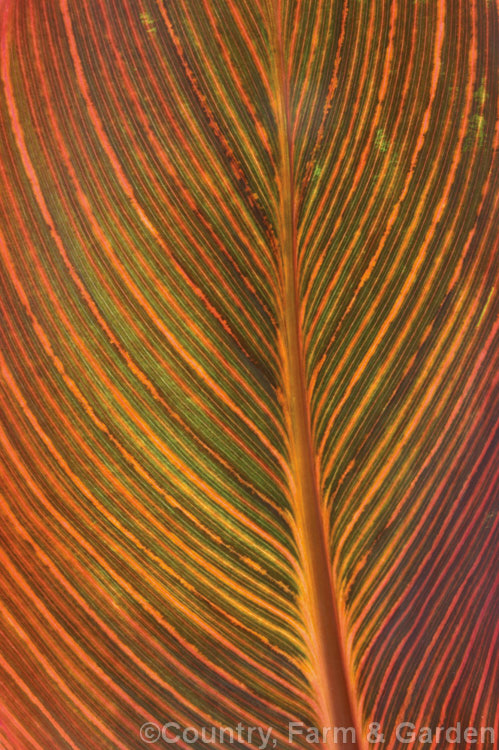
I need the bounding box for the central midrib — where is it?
[272,8,359,749]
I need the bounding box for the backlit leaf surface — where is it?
[0,2,497,749]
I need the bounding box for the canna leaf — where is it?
[0,2,497,749]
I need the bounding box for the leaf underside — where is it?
[0,2,498,749]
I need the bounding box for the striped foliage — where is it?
[0,1,498,749]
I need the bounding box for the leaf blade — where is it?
[0,1,497,749]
